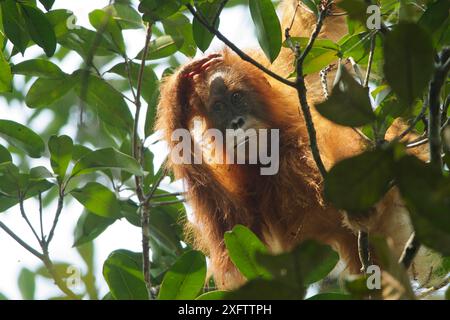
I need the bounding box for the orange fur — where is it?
[155,0,436,289]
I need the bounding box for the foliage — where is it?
[0,0,448,301]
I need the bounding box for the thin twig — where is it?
[38,191,45,242]
[363,34,376,88]
[352,127,372,144]
[0,221,43,259]
[397,97,429,142]
[124,57,138,102]
[358,231,370,272]
[417,277,449,299]
[45,191,64,247]
[399,232,421,269]
[150,199,186,207]
[151,192,185,199]
[406,118,449,149]
[144,169,169,206]
[19,196,42,246]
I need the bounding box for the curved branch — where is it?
[186,4,295,88]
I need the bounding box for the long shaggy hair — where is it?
[155,0,440,289]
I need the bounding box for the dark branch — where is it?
[0,221,43,259]
[186,4,295,88]
[292,2,331,178]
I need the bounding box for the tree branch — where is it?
[132,24,156,300]
[45,190,64,247]
[0,221,43,260]
[42,253,80,300]
[429,49,450,168]
[19,196,43,246]
[292,1,331,179]
[186,4,295,88]
[400,48,450,269]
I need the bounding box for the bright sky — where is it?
[0,0,259,299]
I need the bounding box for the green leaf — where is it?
[0,52,12,93]
[257,240,339,288]
[344,275,377,299]
[59,27,118,57]
[338,0,368,24]
[45,9,73,39]
[0,167,54,212]
[25,76,76,108]
[48,135,73,181]
[105,3,143,29]
[301,0,319,16]
[89,9,125,55]
[138,0,181,22]
[316,66,375,127]
[224,225,270,280]
[164,13,196,57]
[151,206,184,251]
[192,1,222,52]
[324,147,395,212]
[1,0,29,54]
[20,4,57,57]
[107,61,158,105]
[0,120,45,158]
[76,241,97,298]
[249,0,282,62]
[39,0,55,11]
[370,235,415,299]
[158,250,207,300]
[285,38,340,75]
[395,156,450,255]
[103,249,148,300]
[36,263,71,279]
[73,210,116,247]
[12,59,64,79]
[137,35,184,60]
[71,147,143,177]
[419,0,450,35]
[307,293,352,300]
[196,290,226,300]
[384,23,434,107]
[339,31,374,63]
[30,166,54,180]
[71,182,121,218]
[225,279,299,300]
[0,145,12,163]
[18,268,35,300]
[74,73,133,130]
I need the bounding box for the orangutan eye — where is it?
[213,101,225,112]
[231,92,244,105]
